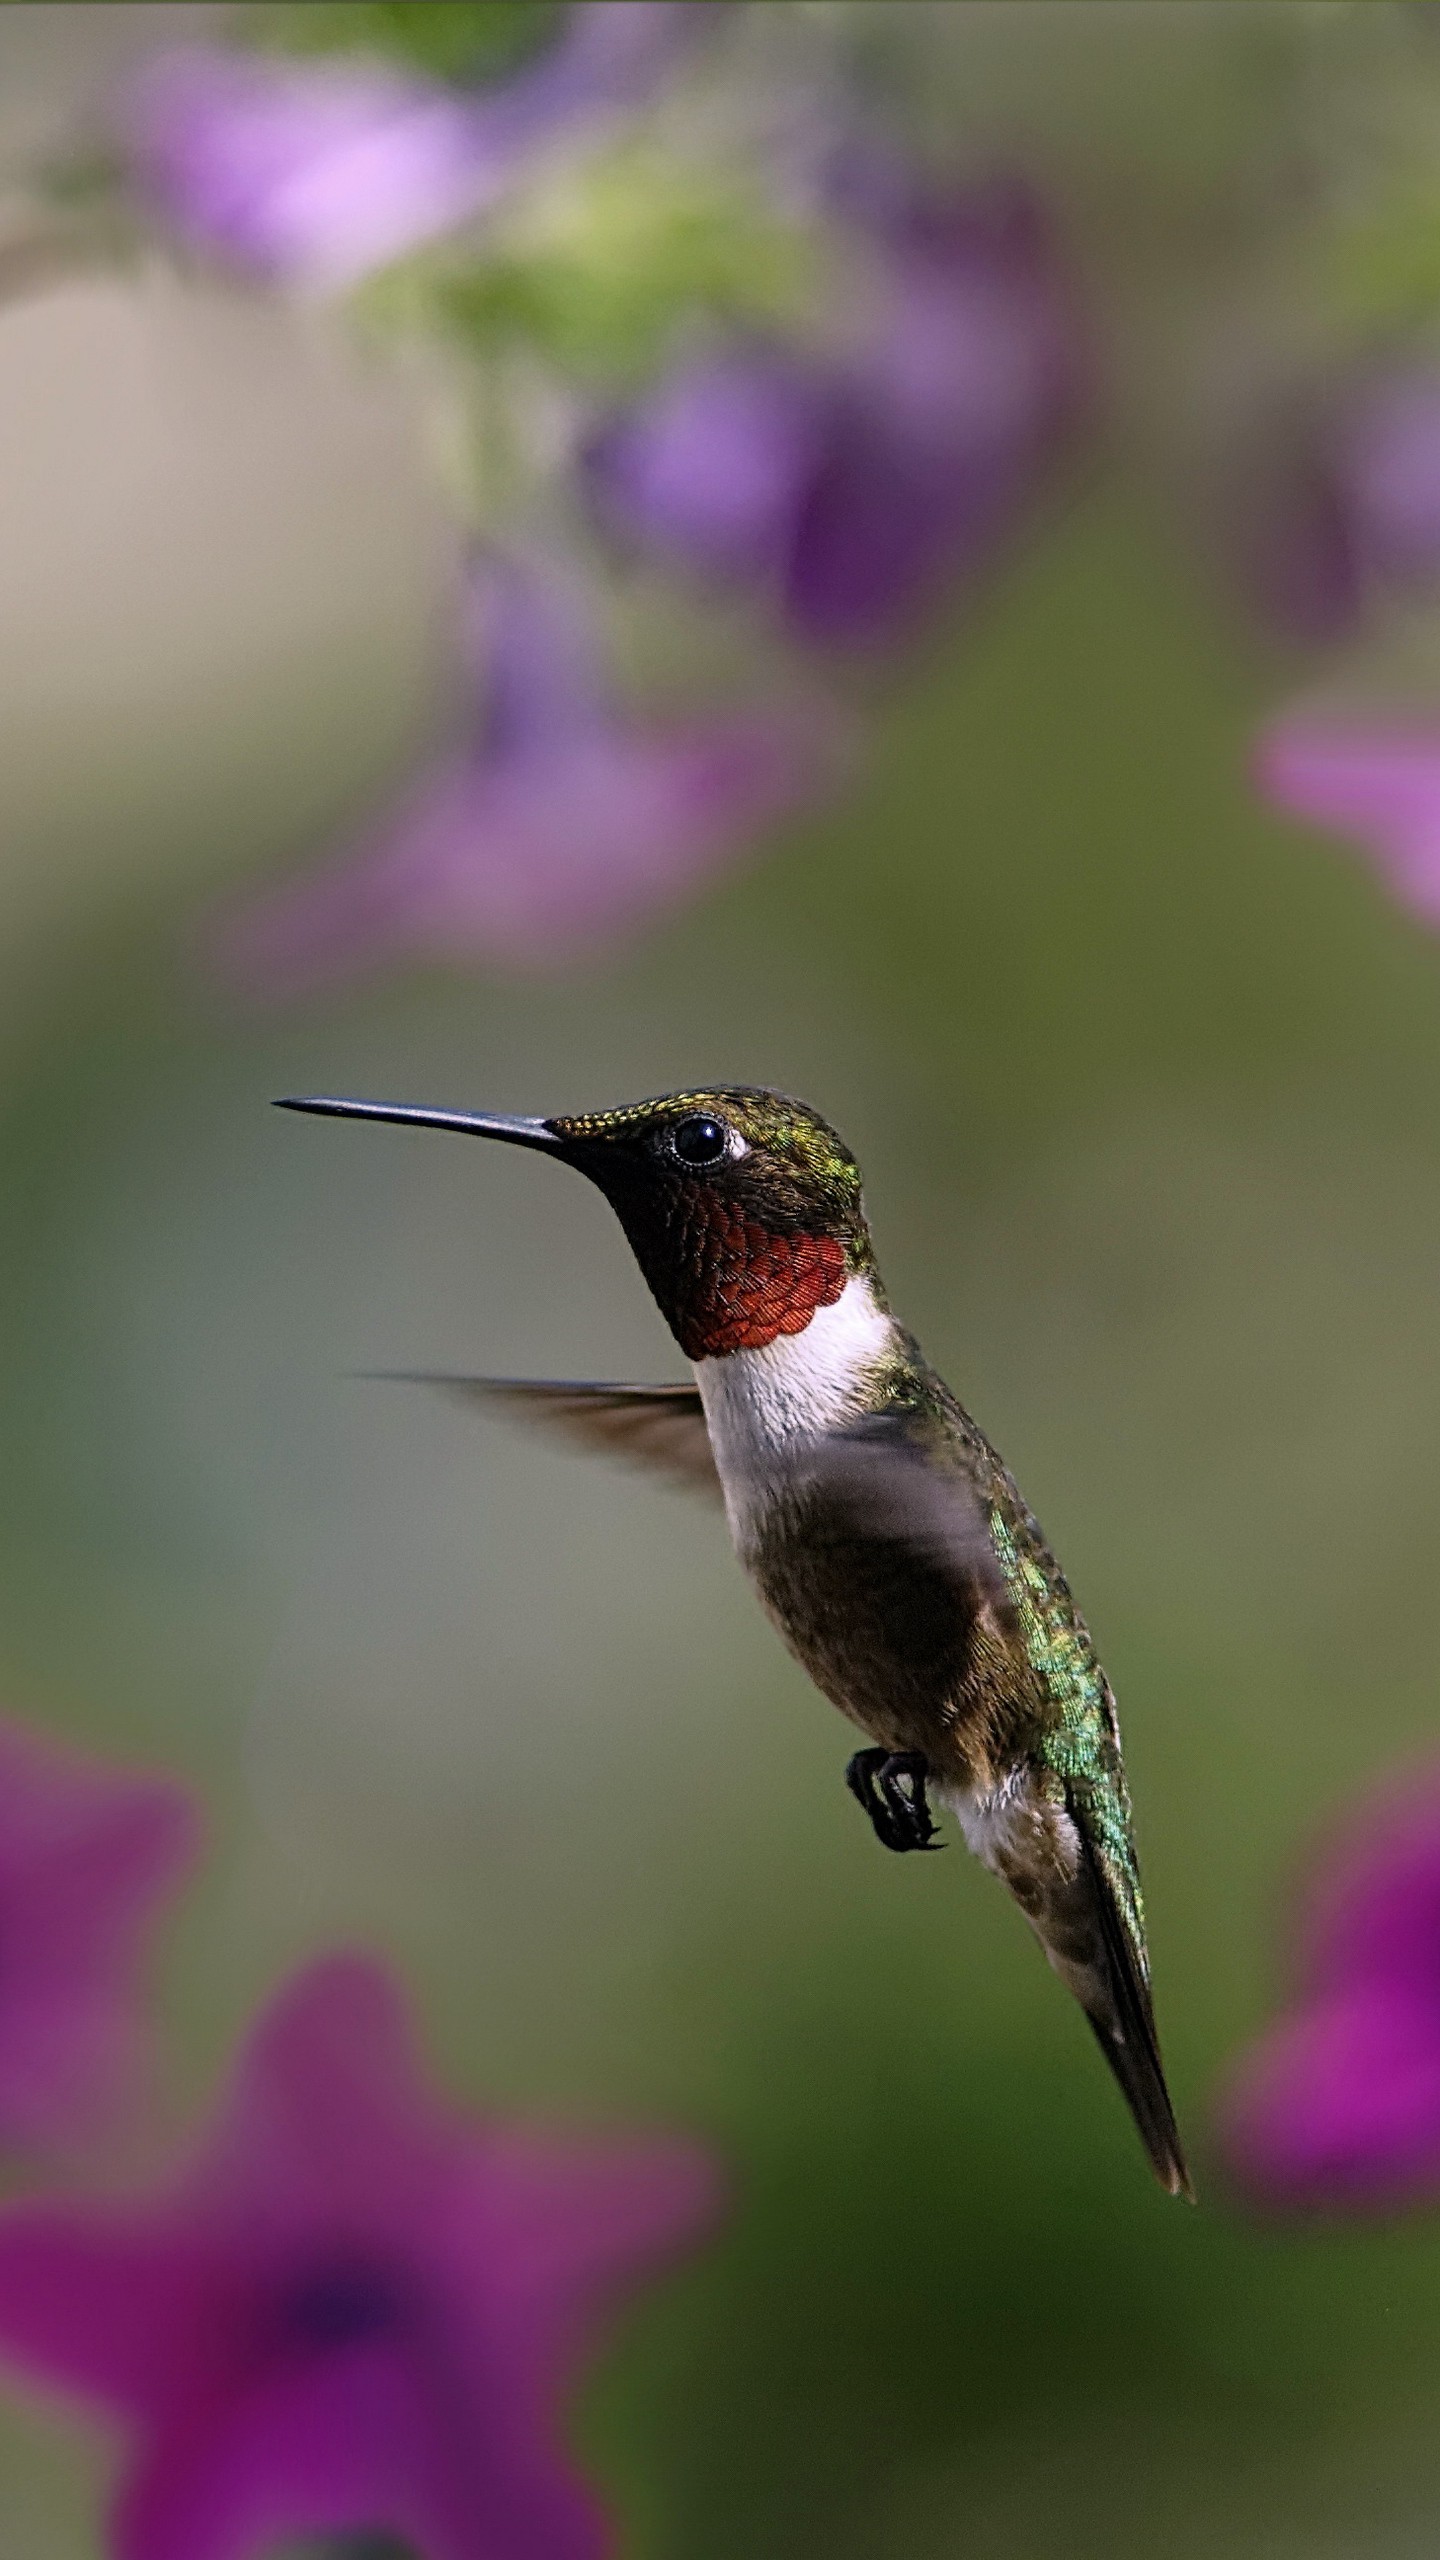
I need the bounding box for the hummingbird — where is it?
[279,1083,1192,2200]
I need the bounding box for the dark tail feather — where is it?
[1069,1797,1194,2202]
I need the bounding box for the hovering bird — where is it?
[279,1084,1191,2199]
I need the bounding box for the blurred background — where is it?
[7,4,1440,2555]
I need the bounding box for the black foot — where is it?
[845,1748,944,1854]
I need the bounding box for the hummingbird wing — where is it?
[772,1412,1011,1575]
[368,1376,723,1499]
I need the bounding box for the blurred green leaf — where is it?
[1327,171,1440,334]
[363,147,822,386]
[252,1,564,86]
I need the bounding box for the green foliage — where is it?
[252,0,564,87]
[366,149,821,385]
[1328,172,1440,335]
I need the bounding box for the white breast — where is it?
[694,1273,896,1542]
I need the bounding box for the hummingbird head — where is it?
[278,1085,879,1360]
[545,1087,879,1358]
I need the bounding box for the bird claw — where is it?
[845,1748,944,1854]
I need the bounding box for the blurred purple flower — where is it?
[1219,1762,1440,2209]
[1333,368,1440,588]
[1255,718,1440,923]
[0,1952,719,2560]
[1234,427,1368,647]
[584,178,1082,648]
[586,349,827,585]
[125,6,718,291]
[1239,367,1440,644]
[0,1718,196,2158]
[217,555,843,989]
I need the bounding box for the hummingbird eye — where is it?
[669,1114,738,1169]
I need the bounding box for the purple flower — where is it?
[1231,422,1369,647]
[585,349,828,585]
[125,6,718,291]
[216,555,843,990]
[0,1952,719,2560]
[1236,367,1440,644]
[1332,367,1440,589]
[1255,719,1440,924]
[0,1718,197,2157]
[1220,1762,1440,2209]
[584,178,1082,648]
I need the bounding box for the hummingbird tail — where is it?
[959,1779,1193,2200]
[1067,1798,1194,2202]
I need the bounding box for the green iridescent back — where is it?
[984,1498,1147,1971]
[878,1337,1147,1972]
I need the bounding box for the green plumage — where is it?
[987,1504,1144,1955]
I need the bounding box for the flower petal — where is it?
[124,10,725,291]
[1336,367,1440,588]
[585,177,1081,648]
[216,704,843,987]
[585,348,826,582]
[1222,1985,1440,2209]
[0,2218,212,2409]
[1256,721,1440,923]
[126,48,499,288]
[113,2330,602,2560]
[190,1956,461,2244]
[0,1950,721,2560]
[0,1723,197,2154]
[458,2130,722,2372]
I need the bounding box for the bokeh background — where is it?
[6,5,1440,2555]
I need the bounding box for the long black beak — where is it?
[274,1095,562,1151]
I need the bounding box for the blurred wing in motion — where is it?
[371,1375,723,1499]
[782,1416,1016,1603]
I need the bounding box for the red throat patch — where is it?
[680,1204,849,1358]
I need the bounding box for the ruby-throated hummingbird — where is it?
[279,1083,1191,2199]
